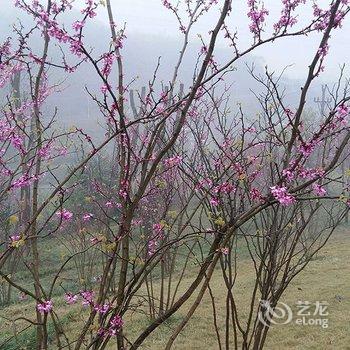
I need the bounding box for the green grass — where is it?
[1,230,350,349]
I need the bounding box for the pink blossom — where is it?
[244,126,257,133]
[81,0,97,18]
[114,33,126,50]
[11,174,37,189]
[250,188,264,202]
[110,315,124,331]
[195,178,213,191]
[97,327,107,337]
[299,140,317,158]
[38,142,52,159]
[72,20,85,32]
[210,197,220,207]
[94,303,110,315]
[69,38,82,56]
[64,293,78,305]
[101,85,108,94]
[318,43,329,58]
[270,186,296,206]
[285,108,295,119]
[148,223,165,256]
[282,169,295,182]
[162,0,172,9]
[247,1,269,36]
[10,134,24,152]
[312,183,326,197]
[217,247,229,255]
[213,182,236,194]
[80,290,94,307]
[273,0,306,32]
[56,209,73,221]
[335,104,349,126]
[298,167,325,180]
[97,315,124,338]
[148,239,158,256]
[163,155,182,167]
[337,104,349,118]
[119,189,128,199]
[37,300,53,314]
[101,53,115,77]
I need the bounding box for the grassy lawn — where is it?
[123,230,348,350]
[1,230,349,349]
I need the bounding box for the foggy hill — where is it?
[0,8,327,136]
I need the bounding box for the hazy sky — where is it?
[1,0,349,82]
[1,0,348,126]
[76,0,350,82]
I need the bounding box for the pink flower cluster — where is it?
[64,292,78,305]
[81,0,97,18]
[98,315,124,337]
[250,188,264,202]
[282,169,295,182]
[274,0,306,32]
[148,223,165,256]
[318,43,329,59]
[313,2,349,32]
[56,209,73,221]
[72,20,85,32]
[119,179,129,200]
[217,247,229,255]
[38,141,53,159]
[0,38,11,56]
[66,290,109,310]
[94,303,111,315]
[333,104,349,127]
[37,300,53,314]
[162,0,172,9]
[11,174,38,190]
[213,182,236,195]
[163,155,182,168]
[81,290,95,307]
[247,0,269,36]
[270,186,296,206]
[15,0,91,59]
[298,139,319,158]
[195,178,212,191]
[65,291,121,336]
[312,183,327,197]
[283,164,325,183]
[105,201,114,208]
[109,315,124,335]
[210,197,220,207]
[101,53,115,77]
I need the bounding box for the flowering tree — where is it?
[0,0,349,349]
